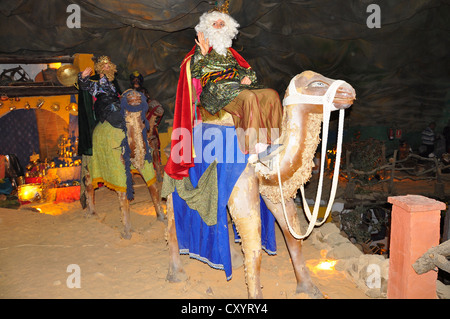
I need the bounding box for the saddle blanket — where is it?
[172,123,276,280]
[89,121,156,193]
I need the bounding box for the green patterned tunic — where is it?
[190,46,263,115]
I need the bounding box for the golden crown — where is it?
[96,55,111,64]
[210,0,229,14]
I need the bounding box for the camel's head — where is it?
[284,71,356,111]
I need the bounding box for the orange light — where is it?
[49,62,62,69]
[315,260,337,271]
[17,184,42,202]
[309,250,337,272]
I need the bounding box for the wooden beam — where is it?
[0,85,78,97]
[0,55,74,64]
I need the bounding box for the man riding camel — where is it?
[165,2,283,179]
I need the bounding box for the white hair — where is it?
[195,11,240,56]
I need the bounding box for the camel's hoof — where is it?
[84,211,97,219]
[156,213,167,222]
[296,283,323,299]
[156,213,168,226]
[166,269,188,283]
[121,230,132,240]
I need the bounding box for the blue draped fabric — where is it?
[0,109,39,170]
[172,123,276,280]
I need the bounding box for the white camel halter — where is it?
[278,78,347,240]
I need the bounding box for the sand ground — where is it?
[0,175,373,300]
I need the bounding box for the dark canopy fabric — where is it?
[1,0,449,132]
[0,109,39,169]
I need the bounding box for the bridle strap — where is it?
[277,78,347,239]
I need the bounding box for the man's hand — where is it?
[195,32,210,56]
[81,67,93,79]
[241,76,252,85]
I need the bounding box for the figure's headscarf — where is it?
[130,70,144,88]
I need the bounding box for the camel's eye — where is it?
[310,81,327,88]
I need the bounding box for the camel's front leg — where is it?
[262,196,322,298]
[148,182,166,222]
[166,193,188,282]
[228,165,263,299]
[82,162,96,217]
[117,191,132,239]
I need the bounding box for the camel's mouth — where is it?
[332,87,356,109]
[332,97,355,109]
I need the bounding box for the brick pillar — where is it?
[387,195,445,299]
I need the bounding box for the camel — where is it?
[165,71,356,298]
[83,89,165,239]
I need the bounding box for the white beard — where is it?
[195,12,239,56]
[204,27,233,56]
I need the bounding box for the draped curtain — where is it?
[0,109,40,169]
[1,0,449,131]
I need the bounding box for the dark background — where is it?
[1,0,449,150]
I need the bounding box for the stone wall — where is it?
[308,220,450,298]
[309,222,389,298]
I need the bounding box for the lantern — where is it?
[17,184,42,202]
[67,102,78,115]
[51,103,60,112]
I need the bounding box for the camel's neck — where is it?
[258,103,323,203]
[280,104,323,180]
[126,112,146,170]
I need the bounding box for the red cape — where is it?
[164,46,251,179]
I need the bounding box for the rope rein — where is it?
[278,79,347,239]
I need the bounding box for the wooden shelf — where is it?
[0,55,78,97]
[0,85,78,97]
[0,55,74,64]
